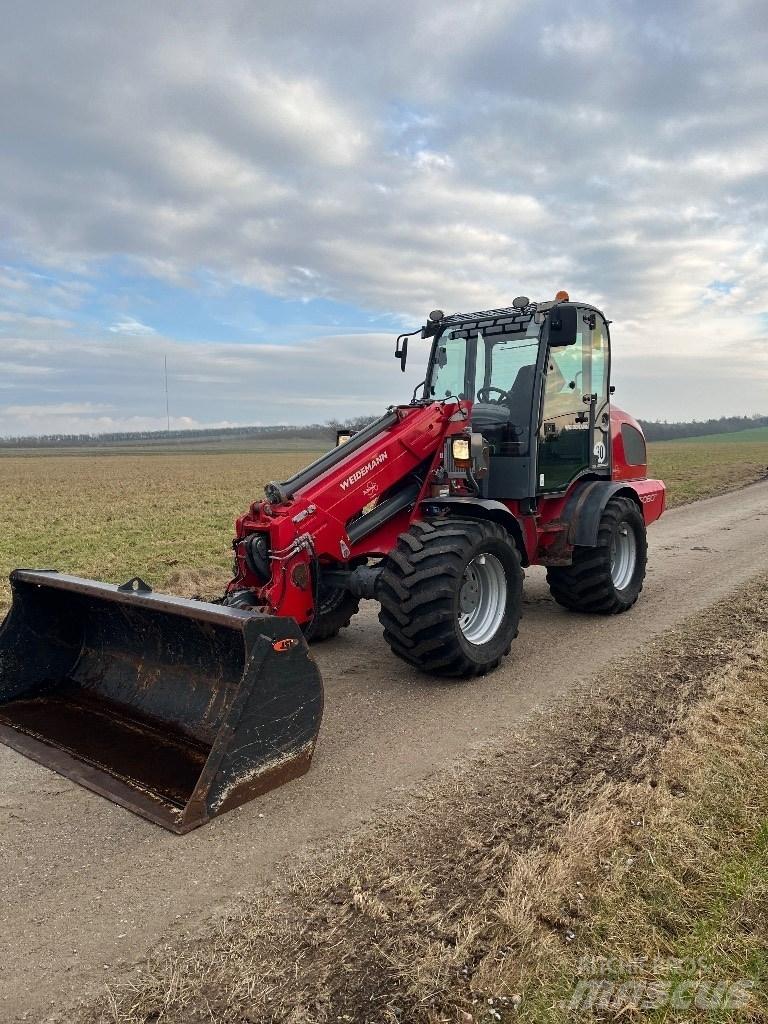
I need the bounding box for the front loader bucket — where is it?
[0,570,323,833]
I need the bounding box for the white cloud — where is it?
[0,0,766,432]
[0,361,57,376]
[109,317,157,336]
[0,312,74,328]
[0,312,765,439]
[0,328,426,436]
[2,402,113,417]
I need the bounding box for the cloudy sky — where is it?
[1,0,766,436]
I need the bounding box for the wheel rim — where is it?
[458,552,507,645]
[610,523,637,590]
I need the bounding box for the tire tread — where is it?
[379,518,522,677]
[546,496,647,614]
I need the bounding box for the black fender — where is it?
[419,497,530,566]
[562,480,643,547]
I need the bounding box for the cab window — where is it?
[537,308,610,492]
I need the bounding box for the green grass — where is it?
[0,434,764,615]
[648,439,767,505]
[674,425,768,444]
[0,450,317,614]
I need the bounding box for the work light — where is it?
[451,437,471,463]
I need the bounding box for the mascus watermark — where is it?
[565,956,754,1013]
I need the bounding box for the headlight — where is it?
[451,437,471,462]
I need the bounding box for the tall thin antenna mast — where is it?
[164,355,170,434]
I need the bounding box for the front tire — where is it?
[546,496,647,614]
[378,518,523,677]
[303,585,360,642]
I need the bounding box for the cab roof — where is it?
[422,300,607,338]
[422,304,536,339]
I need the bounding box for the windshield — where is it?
[427,317,542,452]
[474,326,540,403]
[428,318,541,404]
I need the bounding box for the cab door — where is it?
[586,311,611,473]
[537,307,610,494]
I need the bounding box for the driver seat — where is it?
[471,363,535,442]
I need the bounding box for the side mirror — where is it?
[549,303,578,347]
[395,334,409,372]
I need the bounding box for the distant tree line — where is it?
[0,415,379,448]
[1,412,765,448]
[637,414,768,442]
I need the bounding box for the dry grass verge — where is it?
[485,634,768,1022]
[64,576,768,1024]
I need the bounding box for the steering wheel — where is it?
[476,385,509,404]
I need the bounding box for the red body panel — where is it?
[228,399,665,623]
[611,406,647,480]
[626,477,666,527]
[230,402,468,620]
[610,405,665,525]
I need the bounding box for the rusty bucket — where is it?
[0,570,323,833]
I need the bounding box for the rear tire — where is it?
[546,496,647,614]
[378,518,523,677]
[303,586,360,642]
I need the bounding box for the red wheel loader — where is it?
[0,293,665,831]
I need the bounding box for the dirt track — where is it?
[2,481,768,1021]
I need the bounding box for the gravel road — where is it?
[1,480,767,1021]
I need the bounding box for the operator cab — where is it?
[420,296,612,498]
